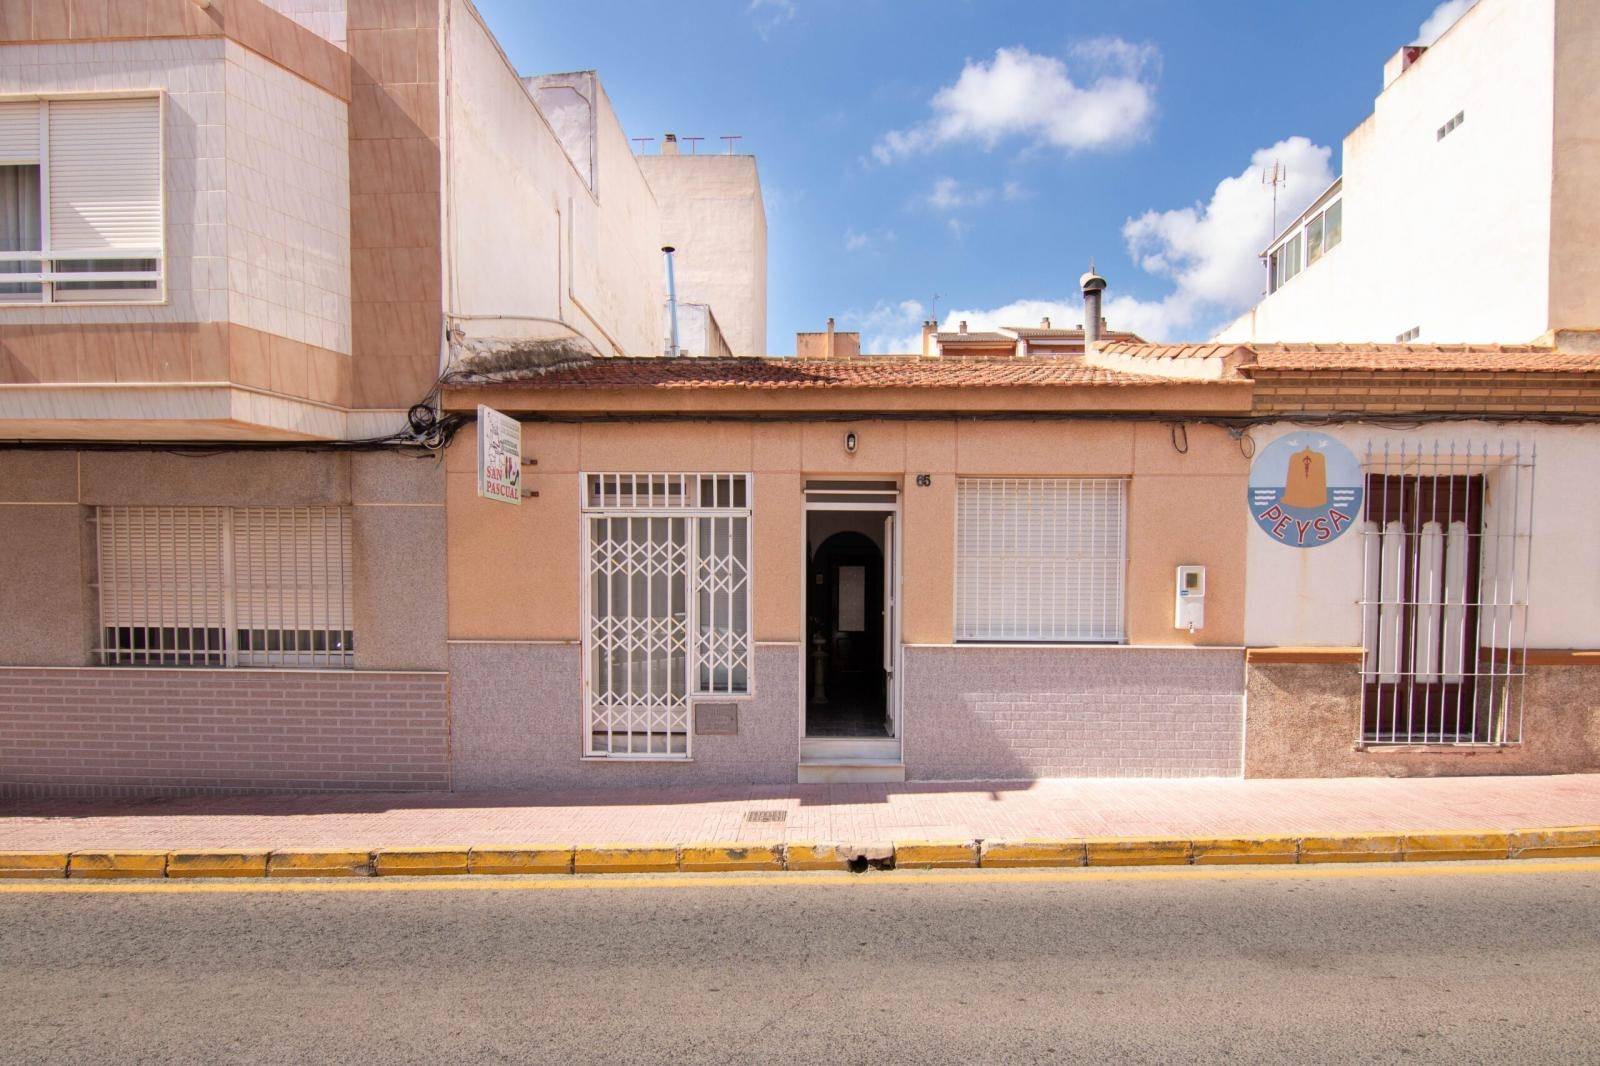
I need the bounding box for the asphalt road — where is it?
[4,861,1600,1064]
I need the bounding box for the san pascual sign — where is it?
[477,405,522,505]
[1248,431,1363,548]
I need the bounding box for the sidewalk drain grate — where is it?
[745,810,787,823]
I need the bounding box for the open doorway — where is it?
[806,509,893,738]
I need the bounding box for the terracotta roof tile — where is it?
[1097,342,1251,361]
[1247,342,1600,372]
[450,356,1186,389]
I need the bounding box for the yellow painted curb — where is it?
[979,841,1087,868]
[468,847,575,876]
[1298,833,1405,864]
[0,852,70,879]
[68,851,168,879]
[1403,831,1511,862]
[894,841,979,869]
[784,843,855,871]
[266,850,373,878]
[574,846,679,874]
[1084,838,1192,867]
[167,851,270,879]
[680,844,783,873]
[374,848,471,877]
[1510,826,1600,859]
[1191,836,1301,865]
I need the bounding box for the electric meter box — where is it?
[1174,565,1206,631]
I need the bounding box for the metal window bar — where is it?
[954,477,1127,643]
[582,474,752,758]
[1358,441,1534,745]
[94,506,354,668]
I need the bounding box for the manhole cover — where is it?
[745,810,787,823]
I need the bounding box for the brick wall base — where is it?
[0,668,450,798]
[903,646,1246,780]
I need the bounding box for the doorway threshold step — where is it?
[801,737,901,761]
[798,760,907,784]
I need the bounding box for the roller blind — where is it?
[231,507,354,665]
[0,102,40,164]
[48,97,161,253]
[97,506,229,665]
[955,478,1127,643]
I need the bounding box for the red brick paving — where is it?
[2,775,1598,851]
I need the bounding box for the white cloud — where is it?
[844,226,896,253]
[872,41,1159,163]
[1417,0,1478,45]
[926,136,1335,343]
[921,177,993,212]
[843,299,929,354]
[748,0,796,41]
[1002,180,1031,202]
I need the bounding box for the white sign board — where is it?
[477,405,521,505]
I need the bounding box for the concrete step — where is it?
[797,759,906,784]
[800,736,900,762]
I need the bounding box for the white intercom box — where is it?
[1174,565,1206,632]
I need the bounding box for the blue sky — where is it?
[477,0,1477,353]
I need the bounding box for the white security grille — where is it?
[582,474,752,758]
[955,477,1127,643]
[96,506,354,668]
[1359,441,1534,745]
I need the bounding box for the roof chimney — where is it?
[1383,45,1427,89]
[826,316,835,359]
[958,320,968,335]
[921,319,938,357]
[661,132,680,156]
[1080,268,1107,347]
[1041,316,1051,330]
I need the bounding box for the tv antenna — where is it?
[1262,161,1288,236]
[683,136,705,155]
[630,137,656,153]
[720,135,744,155]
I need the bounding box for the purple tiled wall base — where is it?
[903,646,1245,780]
[0,668,450,798]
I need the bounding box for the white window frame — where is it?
[580,473,754,761]
[94,505,354,669]
[954,477,1128,644]
[0,92,166,307]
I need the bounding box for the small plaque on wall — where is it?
[695,703,739,736]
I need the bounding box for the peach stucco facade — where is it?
[443,417,1249,650]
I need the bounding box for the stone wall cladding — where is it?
[0,668,449,798]
[1245,661,1600,778]
[449,643,799,790]
[903,646,1245,780]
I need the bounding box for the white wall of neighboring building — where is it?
[1218,0,1559,345]
[443,0,663,357]
[0,38,351,354]
[1245,423,1600,650]
[637,152,768,355]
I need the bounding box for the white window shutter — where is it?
[96,507,229,664]
[955,478,1127,643]
[0,101,40,164]
[231,507,354,665]
[48,97,161,253]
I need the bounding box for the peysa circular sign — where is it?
[1248,432,1363,548]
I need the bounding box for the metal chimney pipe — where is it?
[1080,268,1107,347]
[663,246,680,356]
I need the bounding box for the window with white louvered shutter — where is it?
[96,506,354,668]
[955,478,1127,643]
[0,95,162,304]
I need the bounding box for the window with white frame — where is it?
[955,477,1127,643]
[96,506,353,667]
[1269,199,1340,291]
[0,96,163,305]
[582,474,751,758]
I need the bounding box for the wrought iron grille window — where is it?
[1359,442,1535,745]
[955,477,1127,643]
[95,506,354,668]
[582,474,752,759]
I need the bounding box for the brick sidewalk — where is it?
[3,774,1599,851]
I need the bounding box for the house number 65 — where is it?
[915,474,932,487]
